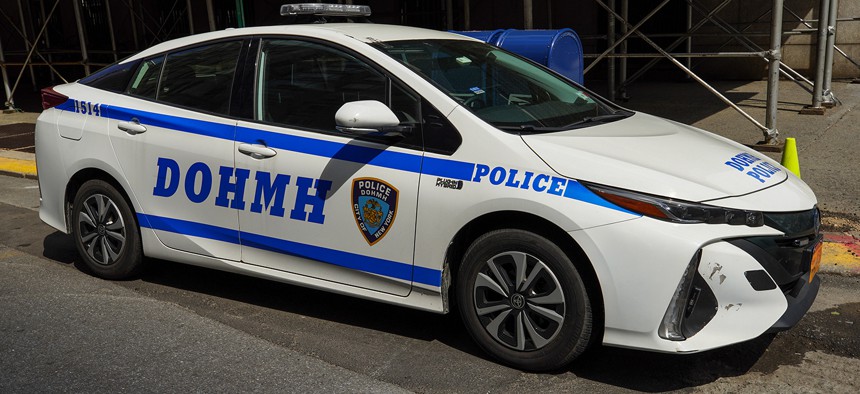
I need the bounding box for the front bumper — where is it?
[578,208,821,353]
[769,275,820,332]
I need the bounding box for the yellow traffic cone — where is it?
[781,137,801,178]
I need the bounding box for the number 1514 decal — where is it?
[73,99,101,117]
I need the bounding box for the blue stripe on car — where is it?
[87,102,630,213]
[137,213,443,287]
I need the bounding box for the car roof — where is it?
[124,23,476,64]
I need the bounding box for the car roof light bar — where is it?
[280,3,372,17]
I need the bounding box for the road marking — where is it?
[0,132,34,139]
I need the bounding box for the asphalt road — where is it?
[1,174,859,393]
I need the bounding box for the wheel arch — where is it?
[442,210,605,343]
[64,167,139,233]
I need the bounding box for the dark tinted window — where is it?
[159,41,242,114]
[422,99,461,155]
[128,56,164,99]
[256,39,385,131]
[79,60,141,92]
[391,83,420,127]
[374,40,624,132]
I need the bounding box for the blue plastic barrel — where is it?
[452,28,584,84]
[452,29,506,46]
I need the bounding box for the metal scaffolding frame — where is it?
[1,0,207,111]
[461,0,853,144]
[583,0,857,145]
[2,0,857,144]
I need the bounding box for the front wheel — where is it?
[456,229,592,371]
[71,179,143,279]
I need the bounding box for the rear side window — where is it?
[144,40,242,115]
[128,56,164,99]
[79,60,141,93]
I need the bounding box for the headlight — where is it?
[584,183,764,227]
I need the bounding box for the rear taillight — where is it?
[40,87,68,110]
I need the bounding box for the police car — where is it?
[35,3,821,371]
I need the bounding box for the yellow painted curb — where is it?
[0,156,37,177]
[821,241,860,274]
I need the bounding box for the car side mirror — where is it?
[335,100,412,139]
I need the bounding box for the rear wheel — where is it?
[457,229,592,371]
[71,179,143,279]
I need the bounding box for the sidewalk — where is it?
[2,81,859,274]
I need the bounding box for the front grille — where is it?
[728,207,820,294]
[763,208,820,236]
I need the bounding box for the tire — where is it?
[456,229,592,371]
[71,179,143,279]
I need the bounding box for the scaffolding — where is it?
[583,0,857,145]
[0,0,204,112]
[2,0,858,146]
[457,0,856,145]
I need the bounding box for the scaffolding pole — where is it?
[822,0,840,106]
[0,36,14,110]
[17,0,38,91]
[524,0,533,29]
[464,0,471,30]
[618,0,628,100]
[38,0,56,84]
[607,0,616,101]
[72,0,91,75]
[106,0,119,62]
[685,0,692,75]
[445,0,453,30]
[807,0,831,111]
[764,0,785,143]
[206,0,216,31]
[186,0,195,34]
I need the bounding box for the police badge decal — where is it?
[352,178,399,245]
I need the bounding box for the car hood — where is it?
[522,112,788,202]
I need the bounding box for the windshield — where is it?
[372,39,628,132]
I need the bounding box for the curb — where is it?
[821,233,860,276]
[0,153,37,180]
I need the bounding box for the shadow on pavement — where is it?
[111,250,777,391]
[42,231,76,264]
[568,334,775,392]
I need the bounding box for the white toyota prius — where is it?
[36,6,822,371]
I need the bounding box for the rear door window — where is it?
[158,41,243,114]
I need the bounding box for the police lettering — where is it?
[152,157,331,224]
[470,164,575,198]
[724,153,782,183]
[357,179,391,200]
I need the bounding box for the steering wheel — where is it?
[463,94,487,109]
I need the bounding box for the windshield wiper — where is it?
[496,112,633,133]
[497,125,557,133]
[563,112,632,129]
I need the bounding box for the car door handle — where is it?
[238,143,277,159]
[117,119,147,135]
